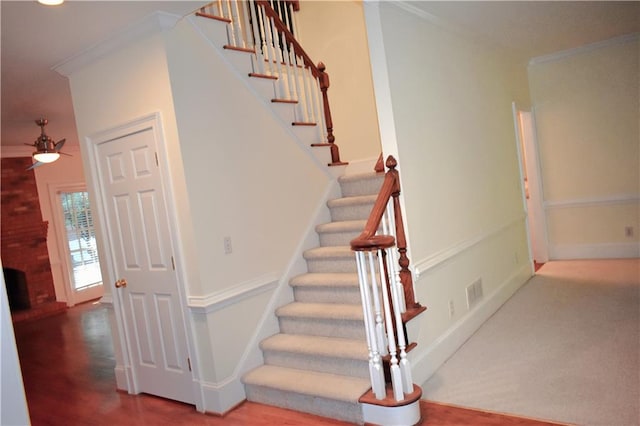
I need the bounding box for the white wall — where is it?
[528,35,640,259]
[64,12,335,413]
[1,260,31,426]
[164,15,331,379]
[364,2,532,385]
[66,20,197,402]
[296,1,381,164]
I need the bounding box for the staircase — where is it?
[190,3,423,423]
[243,172,384,424]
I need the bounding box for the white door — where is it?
[512,104,549,264]
[93,123,193,404]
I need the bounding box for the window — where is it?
[60,191,102,290]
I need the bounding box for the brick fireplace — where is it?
[1,157,65,319]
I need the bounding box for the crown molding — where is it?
[529,33,639,67]
[53,11,182,77]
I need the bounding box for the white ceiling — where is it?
[1,1,638,149]
[1,0,205,149]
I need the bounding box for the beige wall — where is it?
[296,0,381,163]
[529,36,640,258]
[365,2,532,384]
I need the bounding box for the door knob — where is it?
[115,278,127,288]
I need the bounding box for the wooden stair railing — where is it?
[196,1,346,166]
[350,155,426,403]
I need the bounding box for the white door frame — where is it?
[82,112,203,409]
[47,182,104,306]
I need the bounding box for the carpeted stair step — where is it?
[303,246,357,273]
[290,272,361,304]
[243,365,371,424]
[276,302,366,340]
[327,194,377,222]
[316,220,367,247]
[338,172,384,197]
[260,334,369,378]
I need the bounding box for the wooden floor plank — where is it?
[13,302,561,425]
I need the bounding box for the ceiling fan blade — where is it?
[24,143,35,147]
[58,151,73,157]
[54,138,66,151]
[26,161,44,171]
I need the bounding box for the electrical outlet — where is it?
[448,300,455,318]
[625,226,634,238]
[223,236,233,254]
[466,278,484,309]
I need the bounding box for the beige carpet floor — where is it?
[422,259,640,426]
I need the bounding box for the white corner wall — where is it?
[64,12,337,414]
[1,260,31,426]
[364,2,533,387]
[528,35,640,259]
[296,1,382,163]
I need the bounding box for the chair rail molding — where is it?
[544,193,640,210]
[187,272,279,314]
[414,214,527,278]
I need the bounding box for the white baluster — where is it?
[313,77,327,142]
[356,251,386,399]
[290,50,303,120]
[367,251,388,357]
[270,21,288,98]
[256,4,275,76]
[385,201,406,312]
[280,34,295,101]
[230,0,245,48]
[217,0,223,17]
[304,66,315,123]
[248,1,265,75]
[378,249,404,401]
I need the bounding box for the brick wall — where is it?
[1,157,57,307]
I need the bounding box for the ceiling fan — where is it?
[25,118,70,170]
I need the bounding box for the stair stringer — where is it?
[187,15,344,178]
[197,179,343,414]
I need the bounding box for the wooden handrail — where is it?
[351,156,423,312]
[256,0,339,160]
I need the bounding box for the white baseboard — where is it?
[114,365,130,392]
[550,242,640,260]
[410,264,532,387]
[200,377,246,415]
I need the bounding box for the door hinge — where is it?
[187,357,191,372]
[155,152,159,167]
[171,256,175,270]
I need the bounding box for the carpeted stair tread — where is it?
[338,172,385,197]
[316,220,366,234]
[337,171,383,185]
[276,301,363,320]
[303,245,354,259]
[261,334,368,360]
[327,194,378,208]
[290,272,359,288]
[243,365,372,402]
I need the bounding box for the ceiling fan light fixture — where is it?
[33,152,60,163]
[38,0,64,5]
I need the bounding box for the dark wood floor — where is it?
[13,302,561,425]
